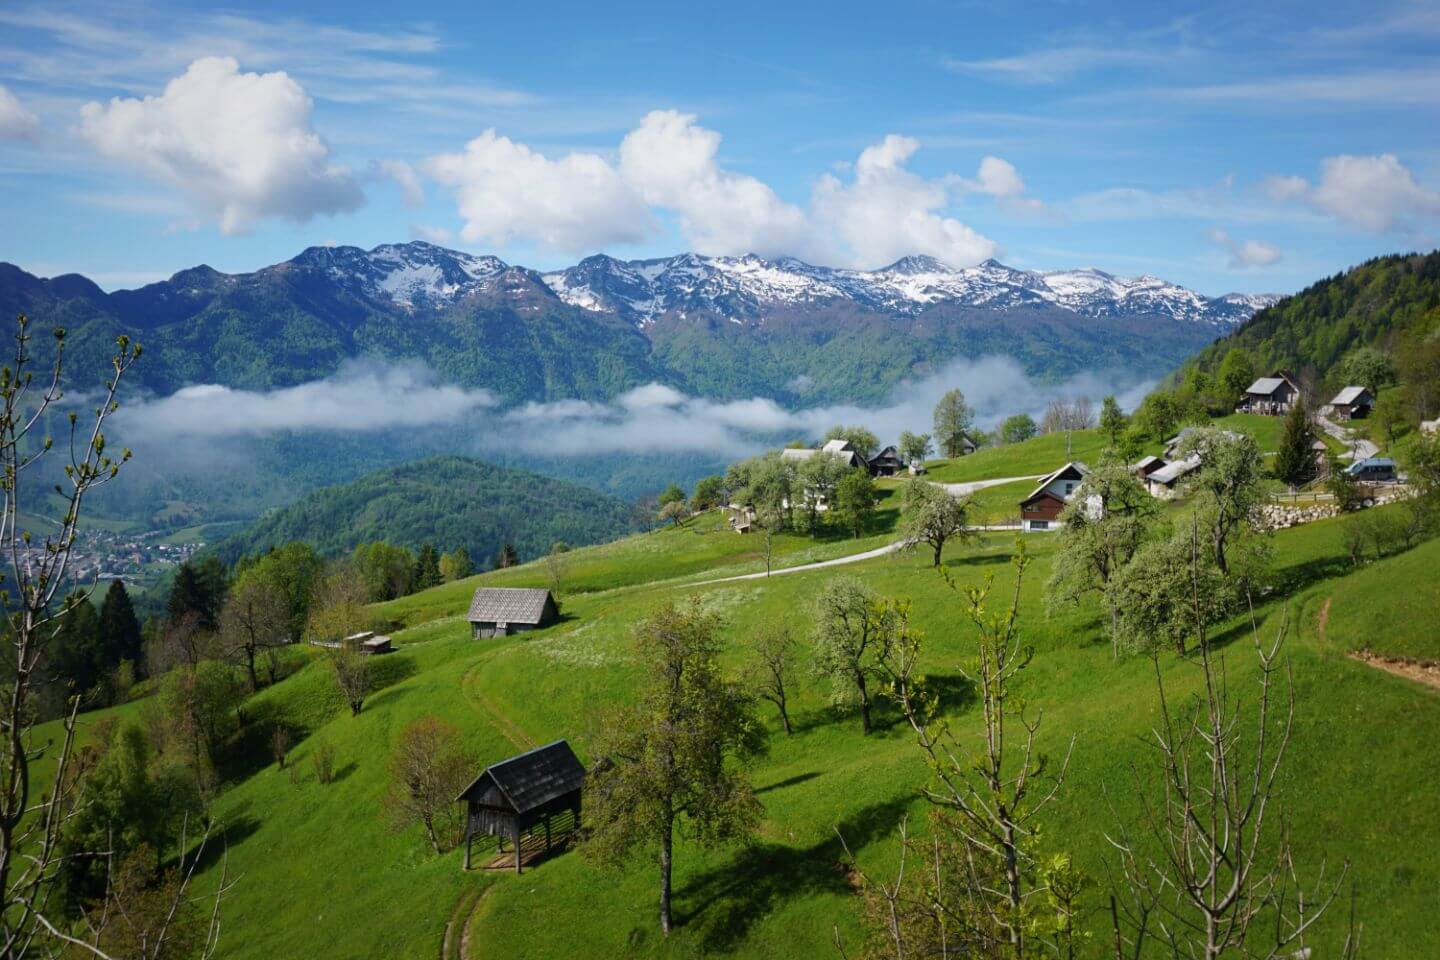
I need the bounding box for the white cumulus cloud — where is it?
[423,115,1019,268]
[78,57,363,234]
[0,85,40,141]
[424,130,655,252]
[617,109,811,257]
[812,135,1000,268]
[1267,154,1440,232]
[1208,228,1283,269]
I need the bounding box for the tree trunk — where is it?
[659,819,673,935]
[857,672,872,734]
[244,645,260,692]
[932,538,943,567]
[779,702,792,735]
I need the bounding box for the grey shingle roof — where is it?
[456,740,586,811]
[1246,376,1285,395]
[466,587,553,625]
[1330,386,1370,406]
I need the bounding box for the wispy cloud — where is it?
[117,357,1151,459]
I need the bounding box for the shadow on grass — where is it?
[182,810,262,876]
[754,771,821,795]
[676,796,910,952]
[797,674,975,737]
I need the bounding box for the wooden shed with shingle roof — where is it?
[456,740,586,873]
[466,587,557,638]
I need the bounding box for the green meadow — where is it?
[45,424,1440,959]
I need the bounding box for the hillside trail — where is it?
[1316,413,1379,460]
[685,473,1040,588]
[460,650,536,751]
[1322,595,1440,692]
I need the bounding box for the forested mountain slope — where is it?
[1179,251,1440,385]
[216,456,635,566]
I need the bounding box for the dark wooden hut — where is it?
[456,740,585,873]
[868,445,905,477]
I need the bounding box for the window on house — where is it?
[1030,520,1049,530]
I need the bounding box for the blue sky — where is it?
[0,0,1437,295]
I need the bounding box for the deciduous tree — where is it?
[1174,426,1267,575]
[585,601,763,936]
[385,716,476,854]
[747,624,797,734]
[439,547,472,582]
[898,430,932,464]
[219,566,291,690]
[833,470,878,539]
[898,478,973,567]
[934,389,975,458]
[1045,459,1160,656]
[811,577,892,734]
[1100,395,1127,446]
[1000,413,1038,444]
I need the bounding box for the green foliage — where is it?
[1340,346,1395,391]
[1112,524,1228,655]
[833,470,878,539]
[1130,391,1182,441]
[899,477,973,567]
[1217,347,1256,400]
[1099,395,1127,446]
[353,541,416,602]
[218,456,634,574]
[933,389,975,458]
[584,601,764,935]
[98,580,143,670]
[438,547,472,583]
[1180,251,1440,401]
[898,430,932,463]
[1174,426,1268,575]
[166,560,225,632]
[1046,459,1160,652]
[823,425,880,460]
[412,544,443,592]
[810,576,892,733]
[1000,413,1038,444]
[658,484,687,508]
[690,475,725,510]
[1274,399,1318,488]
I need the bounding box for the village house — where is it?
[868,445,905,477]
[456,740,586,873]
[1144,455,1201,499]
[1131,455,1168,482]
[780,438,868,470]
[1327,386,1374,421]
[1237,370,1302,416]
[1019,462,1091,531]
[1423,419,1439,437]
[466,587,558,638]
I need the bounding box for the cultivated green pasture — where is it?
[42,426,1440,960]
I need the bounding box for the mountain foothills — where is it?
[0,242,1277,405]
[212,456,635,566]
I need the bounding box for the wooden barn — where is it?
[868,445,905,477]
[1328,386,1374,421]
[1238,370,1302,415]
[466,587,557,639]
[1019,462,1090,531]
[456,740,586,873]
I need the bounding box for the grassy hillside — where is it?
[46,428,1440,960]
[215,455,636,566]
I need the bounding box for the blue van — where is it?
[1343,457,1397,482]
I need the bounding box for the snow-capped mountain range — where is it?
[282,242,1280,329]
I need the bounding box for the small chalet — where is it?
[466,587,557,639]
[779,438,867,470]
[1144,455,1201,499]
[1238,370,1302,416]
[869,446,905,477]
[1131,455,1168,482]
[1019,462,1090,531]
[457,740,585,873]
[951,434,978,457]
[1327,386,1374,421]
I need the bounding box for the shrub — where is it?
[313,741,336,785]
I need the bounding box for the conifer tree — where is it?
[1274,398,1316,489]
[98,580,143,671]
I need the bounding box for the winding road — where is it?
[685,474,1042,587]
[1317,413,1379,460]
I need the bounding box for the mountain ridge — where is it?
[0,241,1282,407]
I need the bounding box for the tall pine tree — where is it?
[98,580,143,669]
[413,544,443,591]
[1274,399,1317,489]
